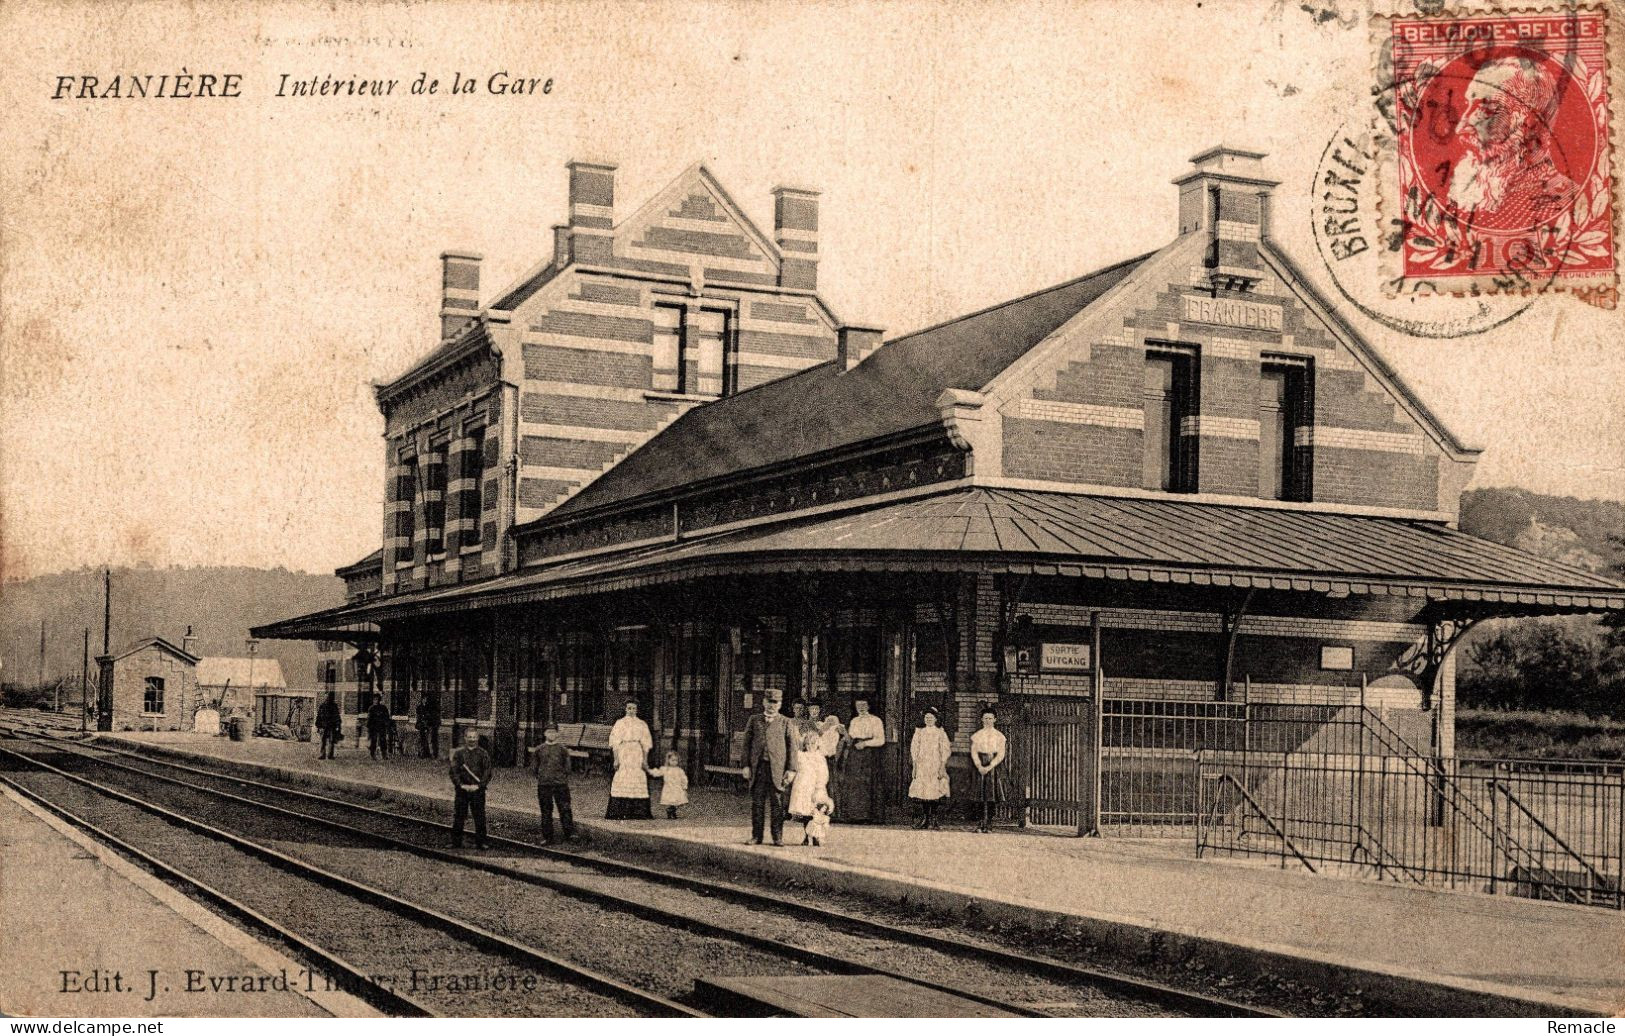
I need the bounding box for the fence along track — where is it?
[0,742,699,1018]
[4,727,1279,1018]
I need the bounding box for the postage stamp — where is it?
[1375,4,1619,306]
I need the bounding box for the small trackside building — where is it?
[95,637,201,732]
[256,148,1625,835]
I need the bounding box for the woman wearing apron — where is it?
[606,699,654,819]
[907,706,952,830]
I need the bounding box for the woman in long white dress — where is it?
[606,699,653,819]
[907,706,952,830]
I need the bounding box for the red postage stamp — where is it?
[1384,6,1618,304]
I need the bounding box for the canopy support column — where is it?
[1216,588,1255,702]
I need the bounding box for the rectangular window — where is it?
[608,625,655,722]
[459,427,485,550]
[912,624,948,673]
[692,308,732,397]
[651,304,683,392]
[1260,360,1311,501]
[143,676,164,714]
[456,642,483,719]
[650,303,735,397]
[394,458,417,546]
[559,631,603,723]
[423,449,447,555]
[1143,349,1196,492]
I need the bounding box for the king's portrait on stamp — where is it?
[1384,6,1618,301]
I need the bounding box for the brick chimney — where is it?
[553,223,572,269]
[772,186,819,290]
[1172,146,1279,292]
[439,250,482,340]
[567,160,616,264]
[181,625,198,658]
[837,325,884,372]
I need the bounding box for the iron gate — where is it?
[1010,698,1096,832]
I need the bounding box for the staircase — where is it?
[1199,706,1618,908]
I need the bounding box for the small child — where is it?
[804,797,833,847]
[648,750,689,819]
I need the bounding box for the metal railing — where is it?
[1196,749,1625,909]
[1098,696,1376,836]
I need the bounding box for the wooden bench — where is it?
[702,731,749,785]
[553,722,588,765]
[577,722,615,773]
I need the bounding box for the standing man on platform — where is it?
[450,728,491,849]
[316,690,342,760]
[416,693,441,759]
[741,691,797,846]
[366,694,392,760]
[531,724,576,844]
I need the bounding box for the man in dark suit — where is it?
[366,694,392,760]
[741,691,798,846]
[416,693,441,759]
[449,728,492,849]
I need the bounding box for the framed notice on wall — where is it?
[1039,642,1092,672]
[1320,645,1355,671]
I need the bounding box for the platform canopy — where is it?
[254,488,1625,638]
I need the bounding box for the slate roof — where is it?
[537,252,1154,524]
[98,636,201,665]
[253,488,1625,638]
[196,657,287,689]
[335,548,383,578]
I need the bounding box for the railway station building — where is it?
[256,148,1625,834]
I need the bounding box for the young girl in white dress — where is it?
[647,749,689,819]
[907,706,952,829]
[786,729,830,838]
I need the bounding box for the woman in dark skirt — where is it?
[838,696,886,823]
[969,704,1008,833]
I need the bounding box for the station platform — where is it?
[98,729,1625,1017]
[0,786,372,1017]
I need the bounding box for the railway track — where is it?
[0,725,1281,1018]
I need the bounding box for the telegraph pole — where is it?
[81,628,90,734]
[40,620,51,711]
[99,568,112,730]
[102,568,111,656]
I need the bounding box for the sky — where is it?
[2,0,1622,582]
